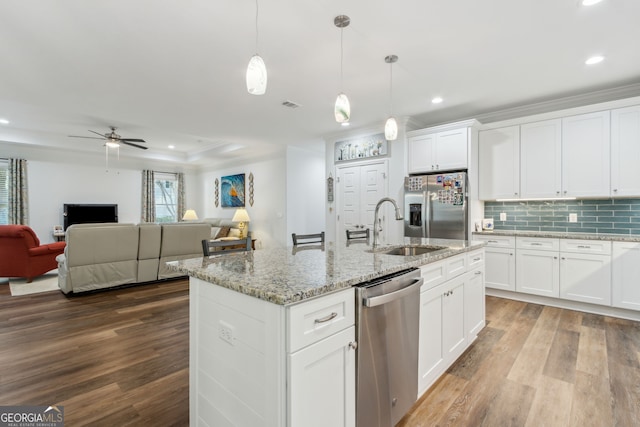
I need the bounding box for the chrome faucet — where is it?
[373,197,403,249]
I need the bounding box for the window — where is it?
[0,161,7,225]
[154,172,178,222]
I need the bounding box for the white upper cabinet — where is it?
[408,127,467,174]
[611,105,640,197]
[520,119,562,199]
[561,111,610,198]
[478,125,520,200]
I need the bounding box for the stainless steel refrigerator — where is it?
[404,171,468,240]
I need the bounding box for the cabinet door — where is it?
[520,119,562,199]
[442,275,466,362]
[612,242,640,310]
[560,253,611,305]
[478,126,520,200]
[418,285,444,395]
[289,326,355,427]
[562,111,610,198]
[408,134,435,174]
[465,268,485,340]
[516,249,560,297]
[611,105,640,197]
[434,128,468,171]
[484,247,516,291]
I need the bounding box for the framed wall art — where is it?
[334,132,388,163]
[221,173,246,207]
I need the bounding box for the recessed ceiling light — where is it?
[432,97,443,104]
[168,145,175,149]
[581,0,603,6]
[585,55,604,65]
[0,118,9,125]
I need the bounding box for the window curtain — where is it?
[141,170,155,222]
[8,158,29,225]
[177,172,185,220]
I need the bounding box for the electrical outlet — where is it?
[500,212,507,221]
[569,213,578,223]
[218,320,235,345]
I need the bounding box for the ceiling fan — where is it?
[69,126,148,150]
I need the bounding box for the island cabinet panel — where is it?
[190,278,355,427]
[418,249,485,397]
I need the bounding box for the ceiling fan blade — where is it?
[120,138,146,143]
[88,130,107,138]
[121,141,148,150]
[68,135,106,140]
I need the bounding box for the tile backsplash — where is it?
[484,199,640,235]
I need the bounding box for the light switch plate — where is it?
[569,213,578,223]
[500,212,507,221]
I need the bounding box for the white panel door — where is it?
[289,326,356,427]
[418,285,444,396]
[442,275,466,361]
[408,134,435,174]
[612,242,640,310]
[520,119,562,199]
[560,253,611,305]
[434,128,468,171]
[478,126,520,200]
[562,111,611,198]
[465,268,485,339]
[337,161,388,244]
[611,105,640,197]
[484,247,516,291]
[516,249,560,298]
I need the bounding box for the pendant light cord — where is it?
[340,27,344,92]
[254,0,259,54]
[389,61,393,115]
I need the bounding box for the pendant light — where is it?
[384,54,398,141]
[334,15,351,123]
[246,0,267,95]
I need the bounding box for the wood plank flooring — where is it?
[2,281,640,426]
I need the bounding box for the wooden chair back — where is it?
[291,231,325,246]
[202,232,252,256]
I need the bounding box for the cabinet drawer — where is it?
[473,234,515,248]
[420,260,447,291]
[446,254,468,278]
[516,236,560,251]
[560,239,612,255]
[287,288,355,353]
[467,250,484,270]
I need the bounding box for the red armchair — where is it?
[0,225,66,282]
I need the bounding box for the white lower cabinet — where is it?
[418,249,485,396]
[473,235,515,291]
[289,327,355,427]
[516,249,560,297]
[560,253,612,305]
[612,242,640,310]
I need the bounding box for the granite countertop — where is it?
[473,230,640,242]
[167,237,485,306]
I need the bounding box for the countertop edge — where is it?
[473,230,640,242]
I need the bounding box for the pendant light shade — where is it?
[246,0,266,95]
[385,117,398,141]
[334,15,350,123]
[384,54,399,141]
[246,54,267,95]
[335,93,351,123]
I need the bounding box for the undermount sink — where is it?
[380,245,447,256]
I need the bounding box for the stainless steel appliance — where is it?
[355,268,423,427]
[404,171,468,240]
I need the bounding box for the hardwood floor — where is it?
[399,296,640,427]
[2,282,639,426]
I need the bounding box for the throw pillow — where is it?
[228,228,240,238]
[215,226,231,239]
[210,226,221,239]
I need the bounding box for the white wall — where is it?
[199,155,288,248]
[286,146,325,242]
[1,142,199,244]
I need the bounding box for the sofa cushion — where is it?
[216,226,230,239]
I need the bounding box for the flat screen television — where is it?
[63,204,118,230]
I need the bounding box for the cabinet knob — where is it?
[564,190,568,194]
[556,191,560,195]
[613,189,618,192]
[554,256,558,260]
[348,341,358,350]
[475,271,482,275]
[436,164,439,169]
[514,192,518,196]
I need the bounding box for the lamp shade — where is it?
[385,117,398,141]
[232,208,251,223]
[246,54,267,95]
[334,93,351,123]
[182,209,198,221]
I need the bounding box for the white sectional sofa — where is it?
[56,222,211,294]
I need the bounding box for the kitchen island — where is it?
[168,238,485,427]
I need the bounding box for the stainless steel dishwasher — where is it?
[355,267,423,427]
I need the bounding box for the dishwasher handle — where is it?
[363,277,424,308]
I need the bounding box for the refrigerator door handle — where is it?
[424,191,430,238]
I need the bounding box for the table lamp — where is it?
[232,208,251,238]
[182,209,198,221]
